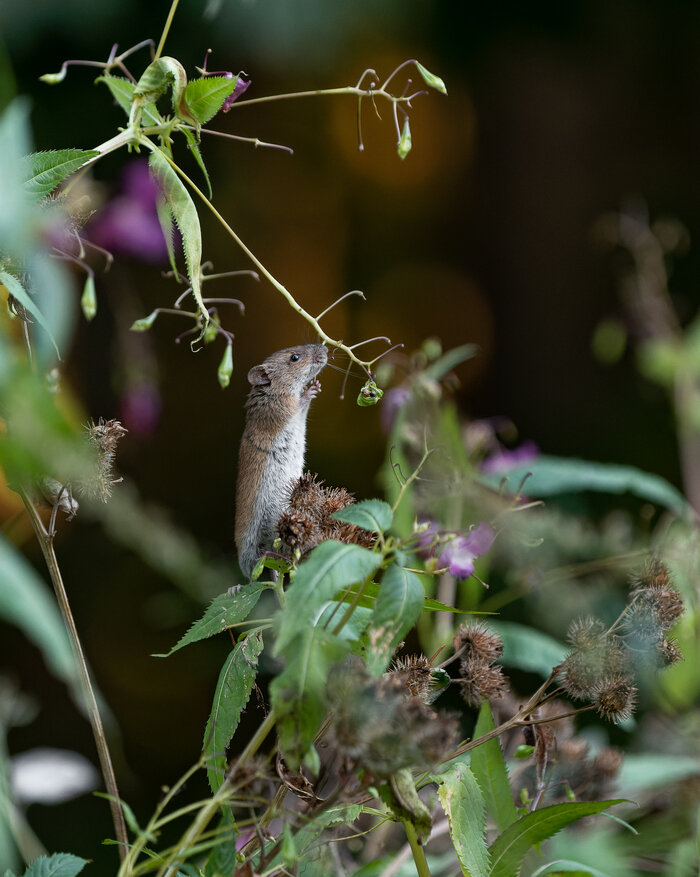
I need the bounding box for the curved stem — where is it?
[19,488,128,861]
[402,821,432,877]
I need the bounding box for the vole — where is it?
[235,343,328,578]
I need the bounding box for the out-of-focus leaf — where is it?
[204,632,263,793]
[1,271,61,359]
[492,622,567,677]
[424,343,479,380]
[471,702,518,832]
[158,583,265,656]
[617,754,700,795]
[437,761,490,877]
[480,455,690,518]
[531,861,614,877]
[0,534,79,699]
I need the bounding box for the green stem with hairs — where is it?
[402,821,432,877]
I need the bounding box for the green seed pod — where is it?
[130,310,159,332]
[357,379,384,407]
[81,275,97,321]
[217,343,233,388]
[397,117,412,160]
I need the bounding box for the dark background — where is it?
[2,0,699,868]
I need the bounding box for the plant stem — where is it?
[402,821,432,877]
[19,488,128,861]
[158,709,277,877]
[154,0,180,62]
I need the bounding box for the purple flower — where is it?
[480,440,539,475]
[87,160,169,264]
[222,75,250,111]
[380,385,411,434]
[413,517,440,558]
[440,522,495,579]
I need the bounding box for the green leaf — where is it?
[470,702,518,832]
[134,57,196,129]
[96,75,161,125]
[182,126,212,199]
[397,117,411,160]
[21,149,99,200]
[331,499,393,533]
[184,76,237,125]
[204,631,263,793]
[217,343,233,389]
[480,454,690,518]
[270,624,348,769]
[424,343,480,380]
[159,583,265,656]
[491,622,567,677]
[0,534,79,698]
[415,61,448,95]
[275,541,382,655]
[531,859,615,877]
[617,753,700,795]
[0,271,61,359]
[488,800,625,877]
[267,804,363,873]
[366,563,424,676]
[437,761,490,877]
[147,148,207,339]
[80,274,96,321]
[22,854,89,877]
[203,810,238,877]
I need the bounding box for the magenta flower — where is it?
[480,440,539,475]
[222,75,250,111]
[413,517,440,558]
[87,160,169,264]
[440,522,495,579]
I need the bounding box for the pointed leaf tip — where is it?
[415,61,447,95]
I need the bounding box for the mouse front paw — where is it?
[302,379,322,402]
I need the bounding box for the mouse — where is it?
[235,343,328,578]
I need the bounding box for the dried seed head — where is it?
[591,676,637,724]
[82,418,127,502]
[659,637,684,665]
[277,510,318,552]
[566,617,607,650]
[388,655,435,702]
[629,557,684,632]
[454,621,503,663]
[459,658,508,708]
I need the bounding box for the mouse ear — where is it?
[248,364,271,386]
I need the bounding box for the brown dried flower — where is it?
[82,418,128,502]
[591,676,637,724]
[454,621,504,663]
[388,655,435,702]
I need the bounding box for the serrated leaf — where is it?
[184,76,237,125]
[471,702,518,832]
[488,800,625,877]
[270,623,348,769]
[80,274,96,321]
[415,61,448,95]
[21,149,99,200]
[217,343,233,388]
[479,454,691,518]
[331,499,393,533]
[147,149,207,339]
[154,194,178,276]
[366,563,424,675]
[437,761,490,877]
[0,270,61,359]
[204,631,263,793]
[23,853,89,877]
[96,75,161,126]
[275,541,381,655]
[159,583,265,656]
[182,126,212,199]
[491,622,567,677]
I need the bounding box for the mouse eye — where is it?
[290,353,300,363]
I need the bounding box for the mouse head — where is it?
[248,344,328,399]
